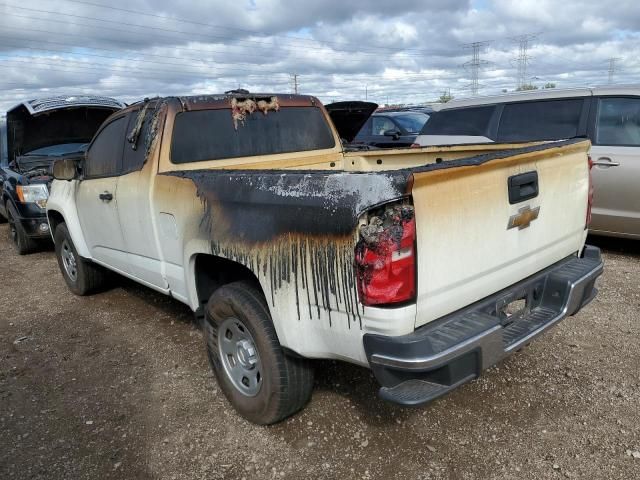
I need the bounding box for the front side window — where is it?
[170,107,335,164]
[371,116,397,135]
[392,113,429,134]
[122,109,151,174]
[84,116,126,177]
[596,97,640,146]
[497,99,583,142]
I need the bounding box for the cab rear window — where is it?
[170,107,335,164]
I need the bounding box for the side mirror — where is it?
[383,129,401,140]
[52,158,80,181]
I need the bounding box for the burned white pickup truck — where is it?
[47,93,603,424]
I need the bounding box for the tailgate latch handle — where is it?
[508,171,538,205]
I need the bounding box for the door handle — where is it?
[99,191,113,202]
[592,157,620,167]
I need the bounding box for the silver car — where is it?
[415,86,640,239]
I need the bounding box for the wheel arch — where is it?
[45,207,91,258]
[191,253,268,321]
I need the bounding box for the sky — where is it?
[1,0,640,112]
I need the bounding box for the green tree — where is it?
[544,82,556,89]
[516,84,538,91]
[438,90,454,103]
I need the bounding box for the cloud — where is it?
[0,0,639,112]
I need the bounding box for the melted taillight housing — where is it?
[586,154,594,228]
[355,202,416,306]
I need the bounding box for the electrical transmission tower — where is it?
[290,73,299,94]
[462,41,491,96]
[608,57,621,84]
[511,33,538,90]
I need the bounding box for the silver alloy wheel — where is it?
[61,239,78,282]
[217,317,263,397]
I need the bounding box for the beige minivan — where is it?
[415,86,640,239]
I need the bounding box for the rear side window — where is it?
[421,106,494,136]
[595,97,640,146]
[497,99,583,142]
[85,116,126,177]
[171,107,335,164]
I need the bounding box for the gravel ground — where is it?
[1,225,639,480]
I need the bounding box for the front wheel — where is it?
[54,223,108,295]
[204,281,314,425]
[6,202,37,255]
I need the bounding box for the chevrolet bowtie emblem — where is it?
[508,205,540,230]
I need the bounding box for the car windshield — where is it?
[24,143,88,157]
[390,112,429,133]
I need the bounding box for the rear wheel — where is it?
[6,202,37,255]
[54,223,108,295]
[204,281,314,424]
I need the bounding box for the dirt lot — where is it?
[1,225,639,480]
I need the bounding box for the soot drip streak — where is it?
[210,236,361,324]
[165,169,411,328]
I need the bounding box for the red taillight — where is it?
[586,154,594,228]
[355,204,416,306]
[410,143,421,148]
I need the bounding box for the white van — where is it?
[415,86,640,239]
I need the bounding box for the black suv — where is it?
[0,96,124,254]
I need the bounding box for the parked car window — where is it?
[371,116,397,135]
[391,112,429,134]
[596,97,640,146]
[171,107,335,164]
[122,110,150,173]
[497,99,583,142]
[421,106,494,136]
[85,116,126,177]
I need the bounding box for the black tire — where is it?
[204,281,314,425]
[6,202,38,255]
[54,223,108,295]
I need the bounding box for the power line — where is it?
[0,2,438,58]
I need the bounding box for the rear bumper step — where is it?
[363,246,604,406]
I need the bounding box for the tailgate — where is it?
[412,140,590,328]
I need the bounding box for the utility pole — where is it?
[290,73,299,94]
[511,33,538,90]
[365,84,368,101]
[463,41,491,96]
[608,57,621,84]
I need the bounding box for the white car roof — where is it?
[437,84,640,110]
